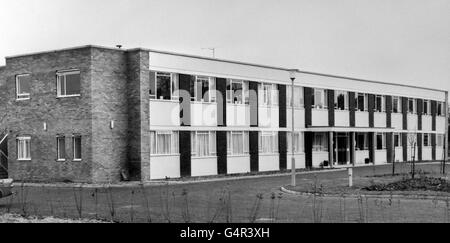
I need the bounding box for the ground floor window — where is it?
[394,133,402,148]
[227,131,249,155]
[73,135,82,161]
[150,131,179,155]
[312,133,328,152]
[423,134,431,147]
[356,133,369,151]
[259,132,279,154]
[57,136,66,161]
[191,131,216,157]
[376,133,386,150]
[437,134,444,147]
[287,132,303,153]
[17,136,31,160]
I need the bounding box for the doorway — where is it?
[334,132,350,165]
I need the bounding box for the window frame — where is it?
[150,131,180,156]
[286,86,304,108]
[56,70,81,98]
[408,98,416,114]
[334,90,349,111]
[259,131,279,154]
[191,131,217,158]
[226,131,249,156]
[376,133,386,150]
[72,135,82,161]
[392,96,402,113]
[17,136,31,161]
[375,95,385,113]
[356,93,368,112]
[226,79,249,105]
[312,88,328,110]
[56,135,66,162]
[15,74,31,101]
[287,132,303,153]
[191,76,216,103]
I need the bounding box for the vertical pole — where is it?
[348,168,353,187]
[291,78,296,187]
[351,132,356,166]
[328,132,334,168]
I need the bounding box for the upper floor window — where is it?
[191,131,216,157]
[375,95,385,112]
[57,70,81,98]
[227,131,249,155]
[150,72,179,101]
[408,98,416,114]
[334,90,348,111]
[392,96,402,113]
[190,76,216,103]
[311,88,328,109]
[286,86,304,108]
[437,102,445,116]
[227,79,249,105]
[17,136,31,161]
[15,74,31,100]
[423,100,431,115]
[259,83,279,106]
[356,93,368,112]
[150,131,179,155]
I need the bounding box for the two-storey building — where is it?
[0,45,448,183]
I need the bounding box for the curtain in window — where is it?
[232,132,244,154]
[17,138,31,160]
[313,133,328,151]
[150,132,156,154]
[197,132,210,157]
[157,133,171,154]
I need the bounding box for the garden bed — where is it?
[363,177,450,193]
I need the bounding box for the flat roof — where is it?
[4,44,448,93]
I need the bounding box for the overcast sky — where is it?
[1,0,449,93]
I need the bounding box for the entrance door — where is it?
[335,133,350,165]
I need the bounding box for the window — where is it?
[17,136,31,161]
[423,100,430,115]
[16,74,31,100]
[376,133,386,150]
[437,102,445,116]
[423,134,430,147]
[57,70,81,97]
[334,90,348,111]
[190,76,216,103]
[392,97,402,113]
[394,133,402,148]
[227,80,249,105]
[375,95,385,112]
[227,131,249,155]
[149,72,179,101]
[259,132,278,154]
[356,133,369,150]
[356,93,368,112]
[150,131,179,155]
[437,134,444,147]
[286,86,304,108]
[73,135,82,161]
[408,98,416,114]
[312,133,328,152]
[191,131,216,157]
[259,83,278,106]
[57,136,66,161]
[287,132,303,153]
[312,89,328,109]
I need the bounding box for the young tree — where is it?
[407,132,417,179]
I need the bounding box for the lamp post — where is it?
[290,70,297,187]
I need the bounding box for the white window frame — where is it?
[312,89,328,109]
[312,132,328,152]
[356,93,368,112]
[423,100,431,116]
[259,131,279,154]
[423,133,431,147]
[150,131,179,155]
[394,133,403,148]
[191,76,216,103]
[259,83,279,107]
[437,134,444,147]
[376,133,386,150]
[227,131,249,156]
[375,95,385,113]
[227,79,249,105]
[72,135,82,161]
[408,98,416,114]
[334,90,349,111]
[392,96,402,113]
[287,86,304,108]
[15,74,31,100]
[287,132,303,153]
[150,72,179,101]
[17,136,31,161]
[56,136,66,161]
[191,131,217,157]
[57,70,81,98]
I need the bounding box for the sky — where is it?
[1,0,449,93]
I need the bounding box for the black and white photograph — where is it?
[0,0,449,232]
